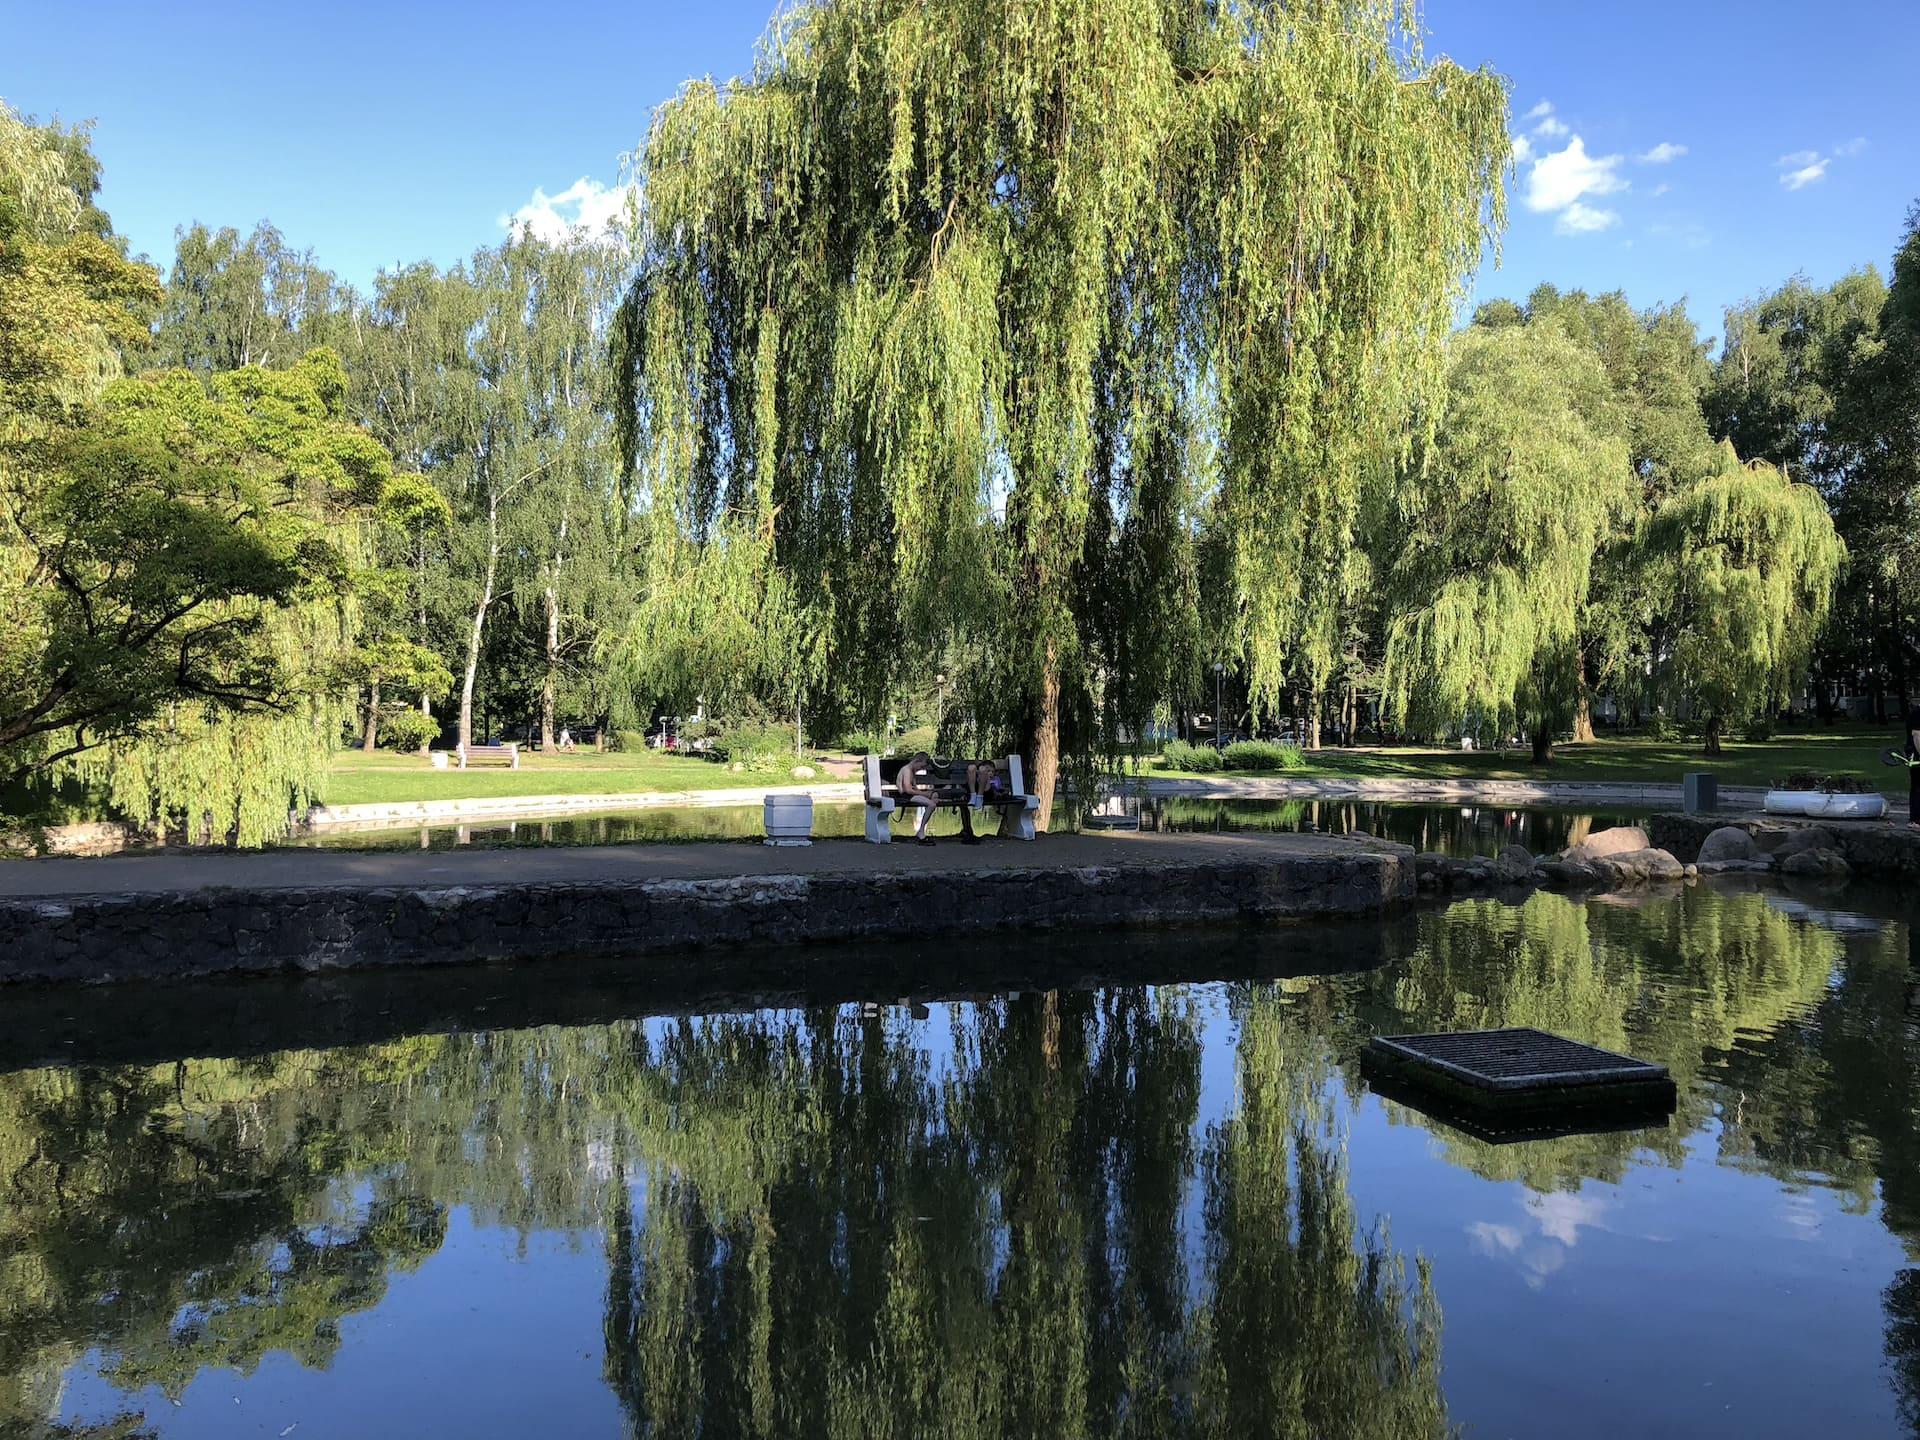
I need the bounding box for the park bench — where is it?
[457,742,520,769]
[862,754,1039,843]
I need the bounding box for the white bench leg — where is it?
[865,803,895,844]
[1000,798,1038,840]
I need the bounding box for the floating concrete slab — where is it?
[1362,1027,1677,1117]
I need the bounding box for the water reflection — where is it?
[289,798,1651,858]
[3,884,1918,1436]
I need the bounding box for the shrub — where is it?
[1223,739,1307,772]
[718,720,793,772]
[1741,717,1776,743]
[1780,770,1867,794]
[839,730,885,756]
[378,708,440,752]
[895,725,937,756]
[606,728,647,753]
[1644,713,1676,742]
[1157,739,1221,773]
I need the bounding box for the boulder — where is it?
[1780,846,1851,878]
[1563,825,1650,865]
[1773,826,1839,860]
[1696,826,1763,865]
[1492,844,1537,883]
[1695,858,1774,876]
[791,765,817,779]
[1538,857,1599,887]
[1590,847,1686,885]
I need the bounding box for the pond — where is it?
[5,881,1915,1438]
[288,797,1657,858]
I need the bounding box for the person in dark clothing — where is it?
[1906,705,1920,830]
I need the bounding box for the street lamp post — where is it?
[1212,662,1225,754]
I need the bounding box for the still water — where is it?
[5,882,1916,1438]
[290,797,1654,858]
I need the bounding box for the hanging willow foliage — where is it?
[1381,324,1634,741]
[1640,443,1846,749]
[617,0,1507,823]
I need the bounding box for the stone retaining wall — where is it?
[0,849,1415,985]
[1649,813,1920,879]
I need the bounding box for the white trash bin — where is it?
[763,793,815,846]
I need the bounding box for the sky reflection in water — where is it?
[4,881,1916,1439]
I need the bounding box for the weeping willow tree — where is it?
[616,0,1507,824]
[1641,443,1845,752]
[1380,323,1633,759]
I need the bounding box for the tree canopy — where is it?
[618,0,1508,821]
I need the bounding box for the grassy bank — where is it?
[321,748,832,807]
[1150,728,1903,796]
[323,727,1906,808]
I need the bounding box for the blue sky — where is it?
[6,0,1916,345]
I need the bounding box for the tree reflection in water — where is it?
[599,991,1443,1439]
[1,884,1918,1435]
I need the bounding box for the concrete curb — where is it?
[0,842,1416,984]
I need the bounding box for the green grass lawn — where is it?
[1146,727,1907,796]
[321,747,829,807]
[325,727,1907,807]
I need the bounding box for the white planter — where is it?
[1763,790,1887,820]
[763,793,815,846]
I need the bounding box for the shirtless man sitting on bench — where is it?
[896,752,938,846]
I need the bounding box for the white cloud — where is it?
[1557,201,1620,235]
[501,177,635,244]
[1638,142,1687,164]
[1467,1221,1523,1255]
[1648,218,1711,249]
[1527,1191,1613,1247]
[1524,100,1570,138]
[1833,136,1868,157]
[1524,135,1629,214]
[1511,134,1534,164]
[1650,182,1671,198]
[1778,149,1821,168]
[1779,157,1829,190]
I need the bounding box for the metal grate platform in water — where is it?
[1362,1027,1677,1116]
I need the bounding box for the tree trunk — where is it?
[1031,641,1062,833]
[1703,713,1723,756]
[1307,689,1321,751]
[1531,727,1553,765]
[540,512,570,753]
[361,680,381,752]
[416,533,434,754]
[457,494,501,752]
[540,582,559,752]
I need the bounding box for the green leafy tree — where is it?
[1640,444,1845,752]
[154,220,356,373]
[1467,285,1720,739]
[347,262,483,736]
[1826,212,1920,717]
[1381,324,1634,760]
[618,0,1507,824]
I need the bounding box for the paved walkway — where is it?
[0,828,1401,899]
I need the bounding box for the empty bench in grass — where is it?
[862,755,1040,843]
[456,742,520,769]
